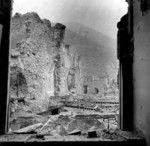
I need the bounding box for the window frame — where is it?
[0,0,134,136]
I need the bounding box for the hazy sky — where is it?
[13,0,128,39]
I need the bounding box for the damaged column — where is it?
[53,23,66,96]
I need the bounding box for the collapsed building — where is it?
[9,12,119,118]
[10,13,82,108]
[7,12,119,135]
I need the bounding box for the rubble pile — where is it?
[10,108,119,139]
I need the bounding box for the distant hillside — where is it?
[65,22,116,51]
[64,22,118,79]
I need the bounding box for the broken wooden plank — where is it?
[68,129,81,135]
[13,123,43,134]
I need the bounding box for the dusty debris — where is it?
[24,133,46,142]
[50,130,61,136]
[13,123,43,134]
[100,129,125,140]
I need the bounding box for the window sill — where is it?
[0,131,146,146]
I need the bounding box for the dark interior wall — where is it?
[133,0,150,145]
[117,12,134,130]
[0,0,11,134]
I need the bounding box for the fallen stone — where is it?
[49,115,59,122]
[89,126,96,131]
[68,129,81,135]
[13,123,43,134]
[108,123,118,131]
[67,120,77,132]
[97,118,104,123]
[50,130,61,136]
[56,125,67,136]
[103,122,109,130]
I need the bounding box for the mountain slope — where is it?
[64,22,118,79]
[65,22,116,51]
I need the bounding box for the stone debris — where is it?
[50,130,61,137]
[13,123,43,134]
[39,115,59,132]
[100,129,125,140]
[10,97,119,139]
[10,106,122,140]
[108,123,118,131]
[55,125,68,136]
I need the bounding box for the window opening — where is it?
[6,0,128,140]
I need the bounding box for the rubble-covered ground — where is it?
[9,94,119,140]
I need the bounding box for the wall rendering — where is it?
[133,0,150,145]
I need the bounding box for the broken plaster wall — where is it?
[133,0,150,145]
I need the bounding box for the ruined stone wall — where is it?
[10,12,83,114]
[10,12,54,112]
